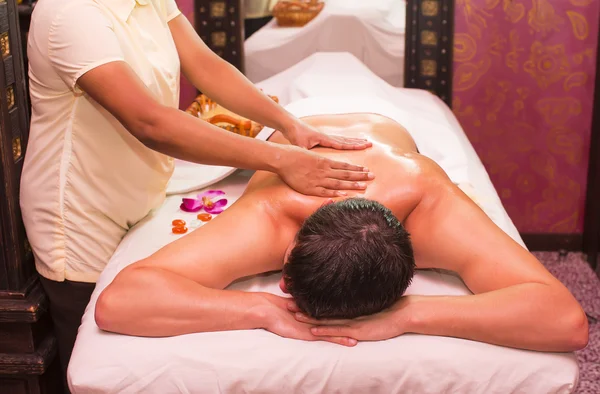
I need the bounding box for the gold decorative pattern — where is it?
[527,0,563,36]
[569,0,593,6]
[211,31,226,47]
[453,0,596,232]
[546,126,583,165]
[523,42,570,89]
[421,1,439,16]
[503,0,525,23]
[572,48,594,64]
[563,72,588,91]
[505,30,523,73]
[421,30,438,46]
[535,97,582,126]
[12,137,21,161]
[6,85,14,110]
[566,11,589,40]
[210,1,226,17]
[454,33,477,62]
[421,60,437,77]
[530,151,557,181]
[0,32,9,58]
[453,56,492,92]
[456,0,495,39]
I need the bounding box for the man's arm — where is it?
[301,160,588,352]
[94,194,292,337]
[401,163,588,351]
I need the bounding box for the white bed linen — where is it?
[244,0,406,86]
[69,54,578,393]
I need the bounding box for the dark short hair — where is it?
[283,198,415,319]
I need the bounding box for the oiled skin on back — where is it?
[249,113,430,233]
[245,113,452,273]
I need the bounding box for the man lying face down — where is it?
[95,113,588,352]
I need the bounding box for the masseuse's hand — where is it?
[259,293,357,347]
[288,297,415,342]
[283,120,372,151]
[276,146,374,197]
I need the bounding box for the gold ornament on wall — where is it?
[12,137,21,161]
[421,60,437,77]
[0,33,9,58]
[421,30,438,46]
[211,31,226,47]
[421,1,439,16]
[210,1,226,17]
[6,85,14,110]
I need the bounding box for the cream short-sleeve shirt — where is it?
[21,0,182,283]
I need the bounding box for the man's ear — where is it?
[279,275,290,294]
[320,198,334,207]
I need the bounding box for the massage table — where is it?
[67,53,579,393]
[244,0,406,87]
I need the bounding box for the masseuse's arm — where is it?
[301,164,588,352]
[94,193,353,346]
[77,63,370,197]
[167,14,364,150]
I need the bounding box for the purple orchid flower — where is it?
[180,190,228,214]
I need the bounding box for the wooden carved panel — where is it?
[404,0,455,107]
[0,0,33,296]
[195,0,245,73]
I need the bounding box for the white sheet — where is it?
[68,56,578,394]
[244,0,406,86]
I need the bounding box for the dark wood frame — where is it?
[404,0,455,107]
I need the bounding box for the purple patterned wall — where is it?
[176,0,600,233]
[453,0,599,233]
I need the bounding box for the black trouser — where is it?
[244,16,273,39]
[39,276,96,393]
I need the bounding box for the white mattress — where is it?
[244,0,406,86]
[68,57,578,394]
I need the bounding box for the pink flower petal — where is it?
[204,199,228,214]
[180,198,203,212]
[199,190,225,199]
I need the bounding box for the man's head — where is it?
[282,198,415,319]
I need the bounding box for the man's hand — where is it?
[283,120,373,151]
[289,297,414,342]
[259,293,357,347]
[275,145,374,197]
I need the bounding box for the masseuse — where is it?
[20,0,373,384]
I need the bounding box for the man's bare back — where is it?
[95,113,587,353]
[239,113,474,275]
[249,113,424,222]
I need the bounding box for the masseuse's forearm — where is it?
[141,106,286,172]
[183,56,297,132]
[95,266,267,337]
[406,284,588,352]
